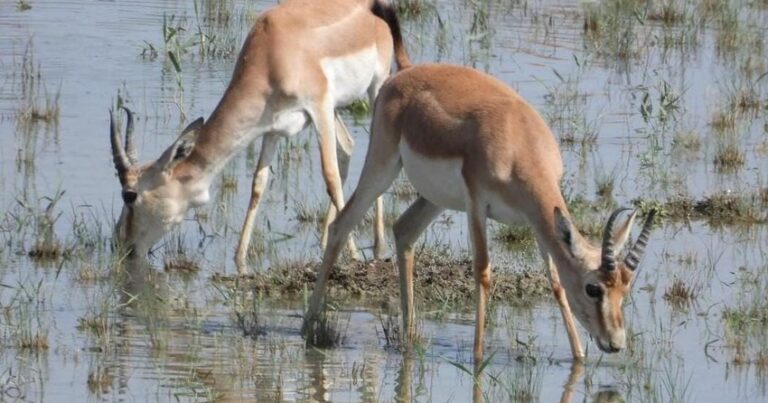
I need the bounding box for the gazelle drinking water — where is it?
[109,0,408,272]
[303,27,657,362]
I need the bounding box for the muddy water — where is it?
[1,0,767,401]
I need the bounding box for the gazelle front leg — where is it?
[466,196,491,364]
[319,113,359,260]
[303,131,402,334]
[313,103,358,258]
[235,133,279,274]
[393,196,444,343]
[539,246,585,361]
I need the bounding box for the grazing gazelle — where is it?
[303,50,657,361]
[109,0,410,272]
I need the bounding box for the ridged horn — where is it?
[601,207,632,272]
[122,106,138,164]
[110,109,132,183]
[624,209,657,271]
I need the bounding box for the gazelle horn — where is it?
[110,109,132,184]
[122,107,138,164]
[624,209,657,271]
[601,207,632,271]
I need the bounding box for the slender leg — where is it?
[392,197,443,343]
[472,371,483,403]
[394,355,413,403]
[373,194,386,259]
[234,133,279,274]
[320,113,359,259]
[368,86,387,260]
[559,363,585,403]
[303,137,402,333]
[313,103,358,257]
[538,242,585,361]
[466,198,491,365]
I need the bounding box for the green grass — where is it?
[16,42,60,125]
[722,270,768,367]
[303,304,349,348]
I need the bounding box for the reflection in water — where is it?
[0,0,767,400]
[559,363,625,403]
[395,355,413,403]
[592,390,624,403]
[559,363,584,403]
[398,358,625,403]
[307,348,332,402]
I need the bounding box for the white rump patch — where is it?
[321,46,380,107]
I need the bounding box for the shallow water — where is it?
[1,0,768,401]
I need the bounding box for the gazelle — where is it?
[109,0,410,272]
[303,45,657,362]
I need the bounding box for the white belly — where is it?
[399,141,528,226]
[399,141,467,211]
[321,46,380,106]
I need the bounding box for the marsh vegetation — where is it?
[0,0,767,401]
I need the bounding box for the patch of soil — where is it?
[211,255,551,307]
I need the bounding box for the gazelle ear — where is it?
[554,207,587,261]
[611,210,638,254]
[157,117,204,174]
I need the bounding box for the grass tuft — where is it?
[16,42,60,125]
[713,143,745,172]
[304,305,348,349]
[663,278,697,307]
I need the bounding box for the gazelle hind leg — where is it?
[311,102,358,257]
[536,240,585,361]
[368,84,387,259]
[393,196,444,344]
[373,193,386,258]
[319,113,360,259]
[303,131,402,332]
[234,133,279,274]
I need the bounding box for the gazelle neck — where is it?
[173,87,268,189]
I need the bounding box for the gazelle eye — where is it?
[585,283,604,299]
[122,190,138,204]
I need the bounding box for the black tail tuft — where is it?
[371,1,411,70]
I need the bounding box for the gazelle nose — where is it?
[609,337,626,351]
[611,329,627,351]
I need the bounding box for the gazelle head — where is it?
[554,207,657,354]
[110,108,207,257]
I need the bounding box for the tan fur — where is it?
[112,0,401,271]
[304,63,656,363]
[181,0,393,174]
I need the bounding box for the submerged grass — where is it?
[713,142,745,172]
[633,190,767,225]
[21,190,66,261]
[163,232,202,273]
[304,304,349,348]
[2,0,768,400]
[395,0,435,19]
[722,270,768,368]
[15,42,59,126]
[663,277,697,308]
